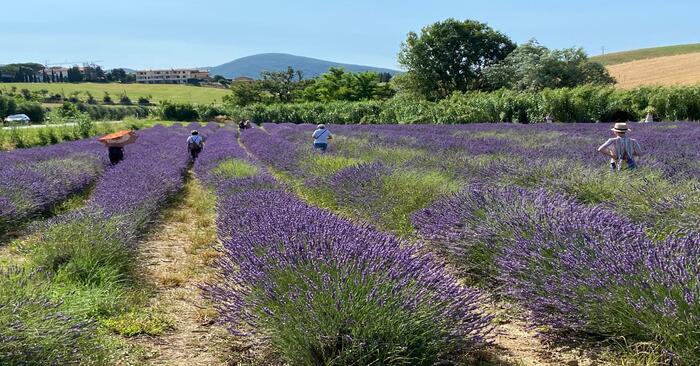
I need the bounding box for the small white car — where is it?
[3,114,31,124]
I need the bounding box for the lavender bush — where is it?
[0,267,105,365]
[209,190,492,364]
[0,139,107,237]
[253,122,699,362]
[194,128,492,364]
[415,186,699,364]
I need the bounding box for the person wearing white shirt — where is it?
[311,124,332,152]
[597,123,644,170]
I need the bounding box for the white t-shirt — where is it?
[312,128,331,144]
[598,136,642,160]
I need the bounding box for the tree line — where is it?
[224,67,395,106]
[224,18,615,109]
[0,63,136,83]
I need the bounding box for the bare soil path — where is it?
[481,302,596,366]
[122,175,234,366]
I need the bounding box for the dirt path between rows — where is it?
[482,302,595,366]
[123,175,234,366]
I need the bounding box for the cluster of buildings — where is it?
[135,69,209,84]
[0,62,212,84]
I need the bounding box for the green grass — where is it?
[212,158,259,178]
[379,170,461,235]
[1,82,230,104]
[591,43,700,65]
[102,309,173,337]
[303,154,364,177]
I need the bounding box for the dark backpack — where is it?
[188,137,202,150]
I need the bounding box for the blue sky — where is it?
[3,0,698,70]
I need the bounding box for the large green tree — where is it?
[398,18,516,100]
[260,67,308,103]
[303,68,392,102]
[483,40,616,91]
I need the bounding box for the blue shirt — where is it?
[312,128,331,144]
[187,135,203,146]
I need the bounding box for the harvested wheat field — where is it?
[608,52,700,88]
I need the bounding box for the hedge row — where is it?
[1,95,151,123]
[153,101,227,121]
[226,85,700,124]
[76,104,151,121]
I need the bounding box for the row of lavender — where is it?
[265,122,700,237]
[329,122,700,178]
[254,122,699,363]
[414,187,699,363]
[1,123,217,365]
[195,128,493,364]
[0,138,108,237]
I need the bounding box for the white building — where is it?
[136,69,209,84]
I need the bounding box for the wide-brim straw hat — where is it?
[611,123,630,132]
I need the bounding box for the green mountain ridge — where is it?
[208,53,401,79]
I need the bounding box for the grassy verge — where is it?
[1,215,143,364]
[0,173,195,364]
[0,119,181,150]
[1,82,230,104]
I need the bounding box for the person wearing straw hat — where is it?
[311,124,332,152]
[597,123,644,170]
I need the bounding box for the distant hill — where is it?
[592,43,700,65]
[208,53,401,79]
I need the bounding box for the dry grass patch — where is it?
[126,175,233,365]
[158,271,186,288]
[608,52,700,88]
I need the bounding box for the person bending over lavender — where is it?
[597,123,644,170]
[312,124,332,152]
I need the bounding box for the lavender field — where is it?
[1,121,699,365]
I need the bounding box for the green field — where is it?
[0,82,231,104]
[592,43,700,65]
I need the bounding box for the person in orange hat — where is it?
[597,123,644,170]
[99,130,137,165]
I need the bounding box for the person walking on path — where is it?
[597,123,644,170]
[187,130,205,161]
[108,146,124,165]
[98,130,137,165]
[312,124,332,152]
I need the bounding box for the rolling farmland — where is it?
[591,44,700,88]
[607,52,700,88]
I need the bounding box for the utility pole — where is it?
[601,46,606,56]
